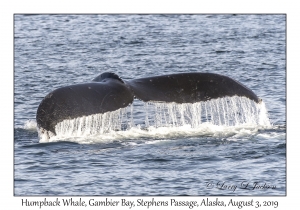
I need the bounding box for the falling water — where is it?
[54,106,133,137]
[52,96,271,139]
[143,96,270,128]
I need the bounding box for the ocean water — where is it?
[14,14,286,196]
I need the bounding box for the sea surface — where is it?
[14,14,286,196]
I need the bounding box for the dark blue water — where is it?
[14,14,286,196]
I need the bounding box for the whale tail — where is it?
[36,72,261,136]
[126,73,260,104]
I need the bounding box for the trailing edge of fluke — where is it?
[36,72,261,137]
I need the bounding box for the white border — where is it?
[2,0,296,209]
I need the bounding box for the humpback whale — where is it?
[36,72,261,137]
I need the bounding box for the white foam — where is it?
[23,120,37,131]
[39,96,272,143]
[43,123,265,144]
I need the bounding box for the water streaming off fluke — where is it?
[43,96,271,142]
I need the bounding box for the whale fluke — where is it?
[36,73,134,136]
[126,73,260,103]
[36,72,261,137]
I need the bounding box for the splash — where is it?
[23,120,37,131]
[144,96,271,128]
[40,96,271,142]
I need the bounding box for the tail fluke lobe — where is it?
[126,73,260,103]
[36,75,134,135]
